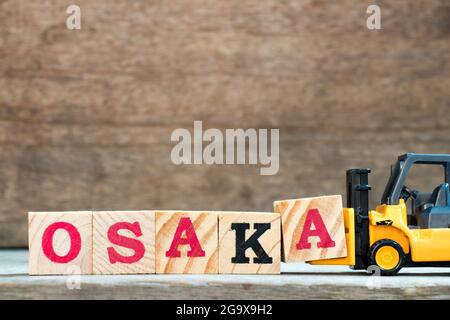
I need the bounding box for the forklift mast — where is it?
[346,168,371,270]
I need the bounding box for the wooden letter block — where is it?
[156,211,218,274]
[93,211,155,274]
[28,211,93,275]
[218,212,281,274]
[274,195,347,262]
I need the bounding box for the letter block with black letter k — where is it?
[274,195,347,262]
[93,211,155,274]
[28,211,93,275]
[218,212,281,274]
[156,211,218,274]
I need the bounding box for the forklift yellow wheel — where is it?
[369,239,405,276]
[375,246,400,270]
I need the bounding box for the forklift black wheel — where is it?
[368,239,405,276]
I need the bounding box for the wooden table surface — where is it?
[1,250,450,299]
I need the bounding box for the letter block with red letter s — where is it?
[93,211,155,274]
[28,211,93,275]
[274,195,347,262]
[156,211,218,274]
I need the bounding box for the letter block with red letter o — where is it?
[156,211,218,274]
[28,211,93,275]
[274,195,347,262]
[93,211,155,274]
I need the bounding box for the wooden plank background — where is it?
[0,0,449,247]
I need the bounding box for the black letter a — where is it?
[231,223,273,264]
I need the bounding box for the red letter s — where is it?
[107,222,146,264]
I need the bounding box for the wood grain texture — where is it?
[274,195,346,262]
[218,212,280,274]
[28,211,92,275]
[1,0,450,247]
[93,211,155,275]
[155,211,218,274]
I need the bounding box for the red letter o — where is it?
[42,222,82,263]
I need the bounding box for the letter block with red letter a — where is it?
[156,211,218,274]
[274,195,347,262]
[93,211,155,274]
[28,211,93,275]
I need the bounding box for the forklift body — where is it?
[310,153,450,275]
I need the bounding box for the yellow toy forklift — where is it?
[311,153,450,275]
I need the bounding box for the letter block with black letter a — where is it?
[156,211,218,274]
[218,212,281,274]
[28,211,93,275]
[93,211,155,274]
[274,195,347,262]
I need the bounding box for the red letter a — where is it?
[107,222,146,264]
[165,217,206,258]
[296,209,335,250]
